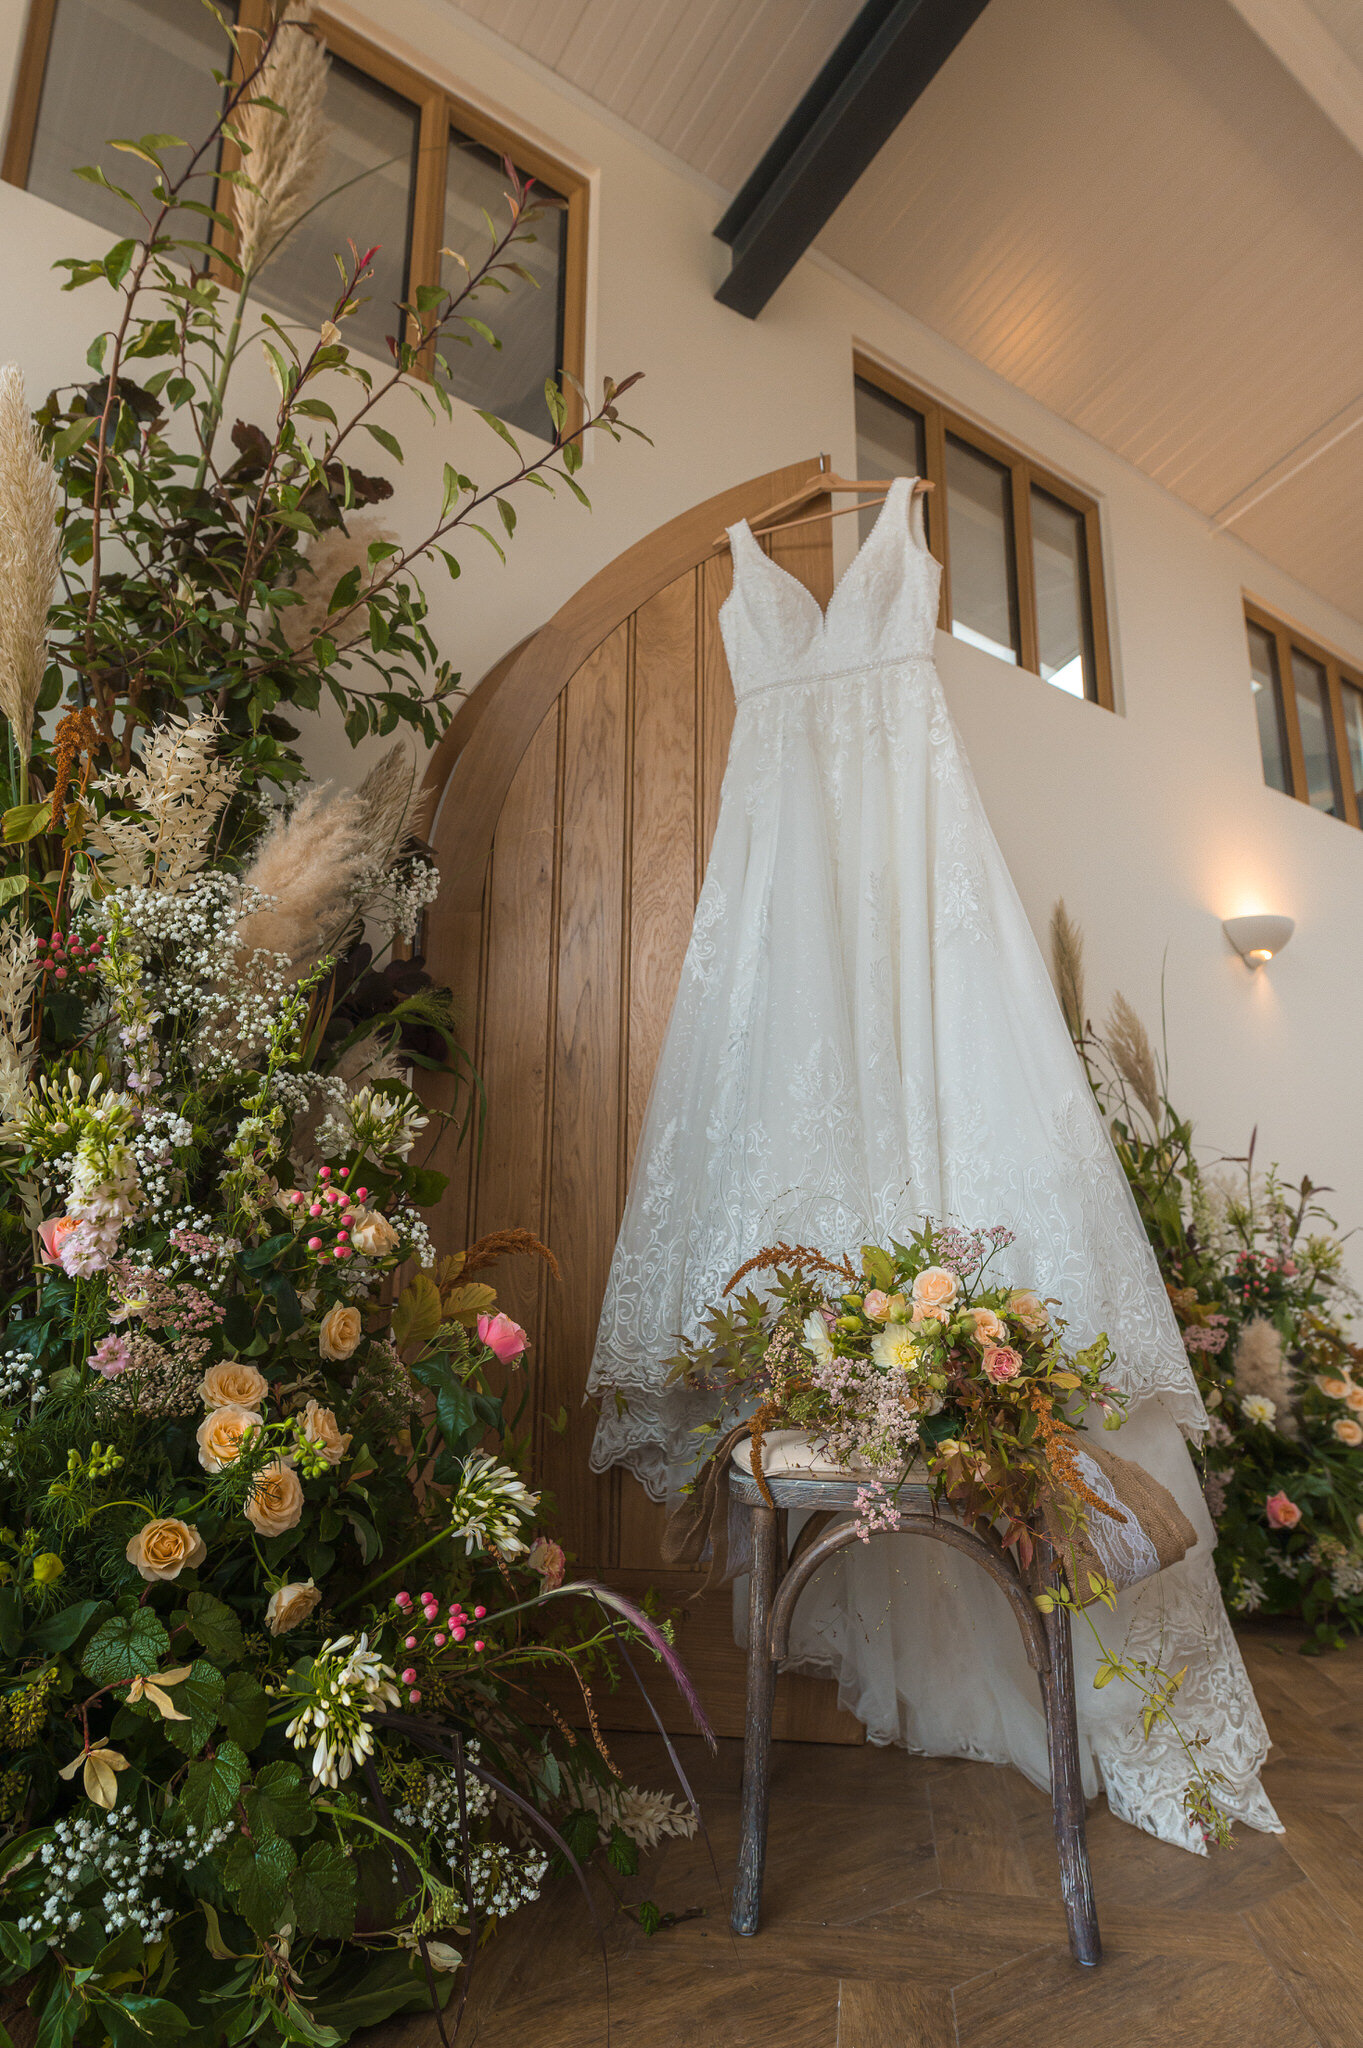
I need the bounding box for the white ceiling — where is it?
[452,0,1363,628]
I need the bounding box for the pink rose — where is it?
[982,1345,1023,1385]
[527,1537,566,1589]
[1265,1490,1302,1529]
[477,1312,529,1364]
[37,1217,81,1266]
[862,1290,892,1321]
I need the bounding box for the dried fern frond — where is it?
[85,715,238,890]
[725,1242,857,1295]
[1106,991,1161,1126]
[1049,898,1086,1043]
[0,362,59,761]
[0,924,41,1135]
[457,1229,561,1282]
[233,0,330,280]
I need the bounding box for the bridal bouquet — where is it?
[669,1222,1127,1557]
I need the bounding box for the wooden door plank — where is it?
[542,627,630,1564]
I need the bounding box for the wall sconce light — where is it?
[1223,914,1295,969]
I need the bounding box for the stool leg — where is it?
[732,1501,778,1937]
[1039,1597,1101,1966]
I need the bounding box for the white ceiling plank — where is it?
[1223,0,1363,160]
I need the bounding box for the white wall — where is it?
[5,0,1362,1270]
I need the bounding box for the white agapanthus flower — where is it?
[284,1632,401,1789]
[447,1454,539,1559]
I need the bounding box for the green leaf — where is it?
[363,423,404,464]
[29,1597,107,1657]
[392,1271,442,1355]
[437,1381,477,1451]
[496,497,516,538]
[0,872,29,911]
[220,1670,271,1751]
[82,1608,169,1686]
[328,565,362,615]
[103,1997,189,2048]
[3,799,54,844]
[243,1761,315,1841]
[178,1741,248,1833]
[185,1589,245,1666]
[102,237,138,286]
[161,1658,226,1757]
[292,1840,356,1938]
[52,415,101,461]
[477,410,522,458]
[439,461,461,520]
[222,1831,297,1939]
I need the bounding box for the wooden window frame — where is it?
[3,0,588,428]
[853,351,1114,710]
[1244,599,1363,828]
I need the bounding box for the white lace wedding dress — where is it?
[586,477,1278,1851]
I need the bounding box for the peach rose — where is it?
[245,1459,305,1537]
[318,1304,363,1361]
[1333,1418,1363,1447]
[265,1580,322,1635]
[970,1308,1007,1346]
[200,1360,269,1411]
[1317,1376,1351,1399]
[1265,1490,1302,1529]
[982,1345,1023,1385]
[126,1516,207,1582]
[1007,1290,1050,1335]
[38,1216,82,1267]
[196,1403,263,1473]
[862,1289,892,1321]
[911,1267,959,1323]
[299,1399,351,1467]
[1346,1388,1363,1414]
[347,1207,400,1258]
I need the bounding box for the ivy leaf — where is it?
[185,1589,244,1667]
[82,1609,169,1686]
[292,1840,357,1939]
[220,1670,270,1751]
[177,1741,249,1832]
[161,1658,226,1757]
[244,1761,316,1841]
[222,1831,297,1939]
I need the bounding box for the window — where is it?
[4,0,586,436]
[853,357,1113,707]
[1244,603,1363,827]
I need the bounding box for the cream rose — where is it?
[245,1459,305,1537]
[1333,1417,1363,1447]
[126,1516,207,1583]
[347,1207,400,1258]
[970,1308,1007,1347]
[1318,1375,1351,1399]
[910,1267,958,1322]
[265,1580,322,1635]
[1007,1290,1050,1335]
[196,1403,263,1473]
[299,1399,352,1467]
[200,1359,269,1411]
[318,1304,363,1361]
[1346,1388,1363,1414]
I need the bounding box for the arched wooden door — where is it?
[423,461,862,1741]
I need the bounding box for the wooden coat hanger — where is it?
[712,469,932,550]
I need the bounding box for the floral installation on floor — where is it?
[667,1221,1231,1842]
[1051,901,1363,1651]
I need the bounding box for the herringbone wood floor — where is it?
[375,1620,1363,2048]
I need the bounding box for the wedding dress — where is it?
[586,477,1278,1852]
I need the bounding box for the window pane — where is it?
[945,435,1018,664]
[1030,486,1094,699]
[257,59,418,363]
[439,137,568,439]
[853,376,927,546]
[1341,679,1363,816]
[26,0,236,236]
[1291,648,1342,815]
[1247,622,1289,794]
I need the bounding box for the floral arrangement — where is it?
[1051,901,1363,1649]
[668,1222,1125,1558]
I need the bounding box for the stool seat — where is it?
[728,1428,930,1489]
[728,1458,1102,1967]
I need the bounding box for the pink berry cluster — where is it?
[35,928,104,987]
[284,1165,370,1266]
[392,1587,490,1705]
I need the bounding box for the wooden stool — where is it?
[728,1465,1102,1967]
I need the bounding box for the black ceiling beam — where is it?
[714,0,992,319]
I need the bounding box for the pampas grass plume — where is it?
[233,1,330,280]
[234,784,367,975]
[0,363,59,761]
[281,517,398,655]
[1106,991,1161,1127]
[1234,1317,1298,1436]
[1049,898,1086,1043]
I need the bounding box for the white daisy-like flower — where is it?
[1241,1394,1277,1427]
[871,1324,922,1375]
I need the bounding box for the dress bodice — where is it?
[718,474,940,698]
